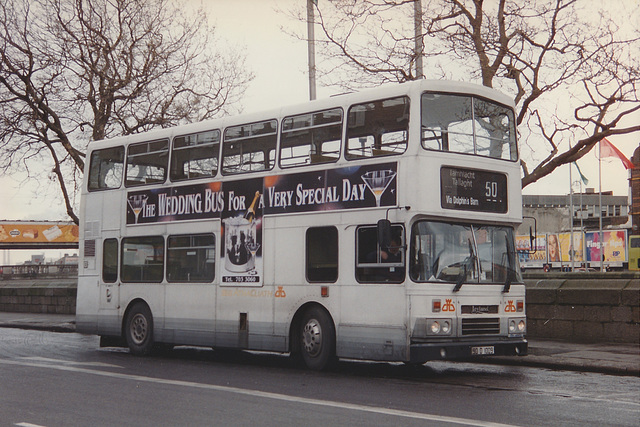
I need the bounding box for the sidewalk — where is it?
[0,312,638,376]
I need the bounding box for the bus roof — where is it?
[86,79,515,150]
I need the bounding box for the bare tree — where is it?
[288,0,639,187]
[0,0,253,223]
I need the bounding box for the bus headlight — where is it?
[441,320,451,334]
[508,318,526,335]
[427,319,453,336]
[430,321,441,334]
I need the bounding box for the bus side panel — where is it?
[337,286,408,361]
[214,222,279,350]
[164,283,216,346]
[260,219,309,351]
[75,275,100,335]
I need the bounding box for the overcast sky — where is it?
[1,0,637,263]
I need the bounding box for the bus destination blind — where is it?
[440,166,507,213]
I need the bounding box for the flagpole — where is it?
[569,159,574,271]
[598,140,604,272]
[580,179,584,268]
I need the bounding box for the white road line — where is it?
[1,358,519,427]
[19,356,123,369]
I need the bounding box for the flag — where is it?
[572,162,589,185]
[599,137,634,169]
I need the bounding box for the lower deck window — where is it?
[121,236,164,283]
[356,225,405,283]
[103,238,118,283]
[306,227,338,282]
[167,234,216,283]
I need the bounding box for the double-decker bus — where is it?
[77,79,527,370]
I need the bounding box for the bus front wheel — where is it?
[299,306,335,371]
[125,302,154,356]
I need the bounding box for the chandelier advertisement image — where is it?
[125,163,398,286]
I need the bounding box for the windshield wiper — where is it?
[502,238,516,293]
[502,274,512,294]
[452,268,465,293]
[453,254,476,293]
[454,239,475,293]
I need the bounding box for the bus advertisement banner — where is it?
[516,234,547,267]
[585,229,628,263]
[125,162,398,226]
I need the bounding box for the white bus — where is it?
[77,79,527,370]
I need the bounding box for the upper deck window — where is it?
[280,108,342,168]
[421,93,517,161]
[88,146,124,191]
[222,120,277,175]
[125,139,169,187]
[170,130,220,181]
[346,96,409,160]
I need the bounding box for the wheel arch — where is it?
[288,301,336,354]
[121,297,151,338]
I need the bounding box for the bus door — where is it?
[97,234,121,336]
[99,235,120,311]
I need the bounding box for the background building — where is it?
[631,145,639,236]
[520,191,629,235]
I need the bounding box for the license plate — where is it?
[471,346,495,355]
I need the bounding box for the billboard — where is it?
[516,234,547,267]
[585,230,628,264]
[557,232,584,263]
[0,222,79,248]
[518,229,628,268]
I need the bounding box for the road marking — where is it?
[19,356,123,369]
[1,358,517,427]
[15,423,46,427]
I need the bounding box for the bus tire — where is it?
[299,306,336,371]
[125,302,154,356]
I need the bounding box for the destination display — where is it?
[440,166,507,213]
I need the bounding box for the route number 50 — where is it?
[485,181,498,198]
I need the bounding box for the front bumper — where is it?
[410,338,528,363]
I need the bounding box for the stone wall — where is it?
[0,279,77,314]
[1,274,638,343]
[524,274,639,343]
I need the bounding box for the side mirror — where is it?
[523,216,538,254]
[377,219,391,248]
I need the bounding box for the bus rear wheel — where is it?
[299,307,335,371]
[125,302,154,356]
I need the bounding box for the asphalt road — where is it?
[1,329,638,427]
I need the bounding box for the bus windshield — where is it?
[410,221,522,286]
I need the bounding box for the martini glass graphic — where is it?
[127,194,148,224]
[361,170,396,207]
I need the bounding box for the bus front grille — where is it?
[462,318,500,335]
